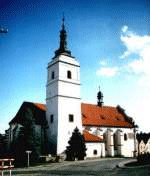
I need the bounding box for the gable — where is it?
[9,102,47,126]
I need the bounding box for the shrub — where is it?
[65,127,87,161]
[137,153,150,163]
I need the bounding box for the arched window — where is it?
[113,133,117,150]
[67,70,71,79]
[93,150,97,155]
[124,133,127,141]
[51,71,55,79]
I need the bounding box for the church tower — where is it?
[46,17,82,155]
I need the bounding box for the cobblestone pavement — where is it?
[2,158,150,176]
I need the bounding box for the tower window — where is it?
[50,115,54,123]
[69,114,74,122]
[93,150,97,155]
[51,71,55,79]
[67,71,72,79]
[124,133,127,141]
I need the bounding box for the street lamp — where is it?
[26,151,32,167]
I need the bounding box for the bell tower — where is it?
[46,17,82,155]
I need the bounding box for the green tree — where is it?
[11,108,41,166]
[66,127,86,161]
[23,109,41,163]
[11,126,26,165]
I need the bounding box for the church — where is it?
[8,18,138,159]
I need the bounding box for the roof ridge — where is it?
[33,102,46,105]
[23,101,45,105]
[81,102,116,109]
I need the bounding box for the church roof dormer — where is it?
[54,16,72,58]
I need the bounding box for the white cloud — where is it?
[96,67,119,77]
[120,26,150,87]
[96,26,150,131]
[120,34,150,59]
[128,59,144,74]
[121,25,128,33]
[100,61,107,66]
[119,26,150,132]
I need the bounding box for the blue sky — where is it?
[0,0,150,133]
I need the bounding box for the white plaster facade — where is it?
[46,54,82,155]
[83,126,135,157]
[46,52,136,158]
[85,142,105,158]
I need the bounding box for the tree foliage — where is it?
[0,134,7,157]
[66,127,86,161]
[11,108,41,166]
[136,132,150,144]
[136,132,150,156]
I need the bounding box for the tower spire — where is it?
[97,86,104,107]
[54,15,71,57]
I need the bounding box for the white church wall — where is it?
[85,142,105,158]
[83,126,135,157]
[47,61,59,99]
[106,128,114,156]
[46,96,58,153]
[121,128,135,157]
[58,81,80,98]
[59,61,80,82]
[46,54,82,155]
[47,59,59,83]
[57,96,82,154]
[46,82,58,98]
[59,55,80,68]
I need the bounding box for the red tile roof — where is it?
[81,103,134,128]
[33,103,46,111]
[10,102,135,128]
[9,102,46,125]
[83,130,104,142]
